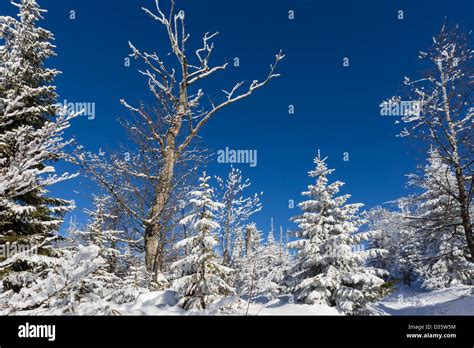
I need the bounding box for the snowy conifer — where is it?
[216,167,262,264]
[257,220,286,299]
[236,220,291,300]
[0,0,77,293]
[113,249,152,304]
[288,152,386,313]
[0,0,75,234]
[171,173,235,310]
[82,195,124,273]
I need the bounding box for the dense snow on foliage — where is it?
[288,152,388,313]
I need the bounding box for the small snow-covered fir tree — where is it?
[171,173,235,310]
[235,224,263,298]
[216,167,262,264]
[81,195,124,273]
[256,220,287,299]
[113,249,152,304]
[236,220,291,300]
[288,152,386,314]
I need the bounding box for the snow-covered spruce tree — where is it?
[288,152,387,314]
[171,173,235,310]
[2,196,154,314]
[406,149,473,288]
[237,245,264,300]
[216,167,262,264]
[114,249,152,304]
[76,195,162,304]
[236,221,291,301]
[234,224,263,298]
[72,195,127,302]
[82,195,124,273]
[255,221,288,299]
[0,0,77,293]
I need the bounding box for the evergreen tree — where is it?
[236,220,291,301]
[114,249,152,304]
[257,220,287,299]
[171,173,235,310]
[82,195,123,273]
[1,245,111,315]
[288,152,386,313]
[0,0,77,293]
[235,224,263,298]
[216,167,262,264]
[0,0,74,234]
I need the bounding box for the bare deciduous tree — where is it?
[118,0,284,275]
[385,24,473,260]
[76,109,204,277]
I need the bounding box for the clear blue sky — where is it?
[2,0,473,237]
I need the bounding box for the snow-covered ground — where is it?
[117,285,473,316]
[6,284,472,315]
[118,291,185,315]
[117,291,342,315]
[366,284,474,316]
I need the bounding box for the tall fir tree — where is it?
[0,0,76,293]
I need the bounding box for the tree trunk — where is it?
[144,83,187,274]
[222,195,233,264]
[144,151,175,273]
[245,226,251,256]
[454,166,474,261]
[145,217,162,272]
[439,70,474,262]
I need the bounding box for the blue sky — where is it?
[1,0,473,237]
